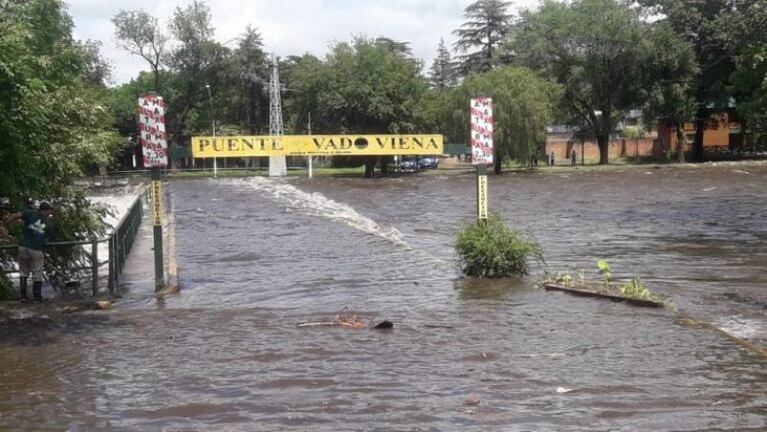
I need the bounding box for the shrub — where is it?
[455,215,544,277]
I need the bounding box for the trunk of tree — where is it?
[152,65,161,92]
[675,122,686,163]
[364,156,375,178]
[380,157,390,175]
[597,134,609,165]
[692,113,705,162]
[493,148,502,174]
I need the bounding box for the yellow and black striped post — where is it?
[151,167,164,291]
[477,164,488,221]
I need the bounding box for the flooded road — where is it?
[2,163,766,430]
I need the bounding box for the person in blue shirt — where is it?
[5,202,54,302]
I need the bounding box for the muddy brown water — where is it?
[1,164,766,431]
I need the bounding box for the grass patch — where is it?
[455,214,544,277]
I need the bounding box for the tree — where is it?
[0,0,122,293]
[428,38,457,90]
[641,22,699,163]
[450,66,561,173]
[639,0,741,161]
[112,9,168,91]
[512,0,658,164]
[730,44,767,148]
[0,0,122,198]
[716,1,767,148]
[453,0,513,76]
[290,37,427,135]
[374,37,413,57]
[288,37,428,176]
[166,0,232,143]
[78,39,113,86]
[232,26,268,134]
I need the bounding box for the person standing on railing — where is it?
[4,202,54,302]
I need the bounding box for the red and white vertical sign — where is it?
[470,97,493,165]
[138,94,168,168]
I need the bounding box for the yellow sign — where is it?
[151,181,162,226]
[191,134,443,158]
[477,175,488,219]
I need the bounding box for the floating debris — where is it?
[95,300,113,310]
[296,307,393,330]
[543,262,669,308]
[543,282,666,308]
[464,396,481,406]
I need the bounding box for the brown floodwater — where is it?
[1,163,766,431]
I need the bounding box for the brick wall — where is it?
[542,137,658,164]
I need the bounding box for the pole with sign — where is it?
[470,97,493,221]
[138,94,168,291]
[150,169,164,291]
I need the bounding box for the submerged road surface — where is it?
[1,163,766,430]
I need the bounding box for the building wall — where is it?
[658,112,742,152]
[542,137,658,164]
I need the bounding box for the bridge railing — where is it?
[0,193,144,297]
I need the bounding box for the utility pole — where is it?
[268,53,287,176]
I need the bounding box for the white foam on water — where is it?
[716,316,765,341]
[89,192,143,234]
[235,177,408,247]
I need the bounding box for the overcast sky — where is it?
[67,0,540,85]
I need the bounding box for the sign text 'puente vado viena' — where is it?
[191,134,444,158]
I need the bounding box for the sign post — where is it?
[470,97,493,221]
[150,169,164,291]
[138,94,168,291]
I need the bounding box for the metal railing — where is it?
[0,193,144,297]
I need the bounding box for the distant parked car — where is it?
[418,155,439,169]
[400,156,419,172]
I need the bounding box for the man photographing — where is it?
[5,202,54,302]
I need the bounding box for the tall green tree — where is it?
[716,1,767,148]
[453,0,513,76]
[641,22,699,163]
[639,0,741,161]
[428,38,457,90]
[232,26,268,134]
[288,37,428,176]
[512,0,659,164]
[730,44,767,148]
[166,0,232,142]
[0,0,121,200]
[290,37,427,135]
[0,0,123,292]
[450,66,561,173]
[112,9,168,91]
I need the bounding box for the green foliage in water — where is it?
[455,215,544,278]
[621,276,667,305]
[597,259,612,282]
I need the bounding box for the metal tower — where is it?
[268,53,287,176]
